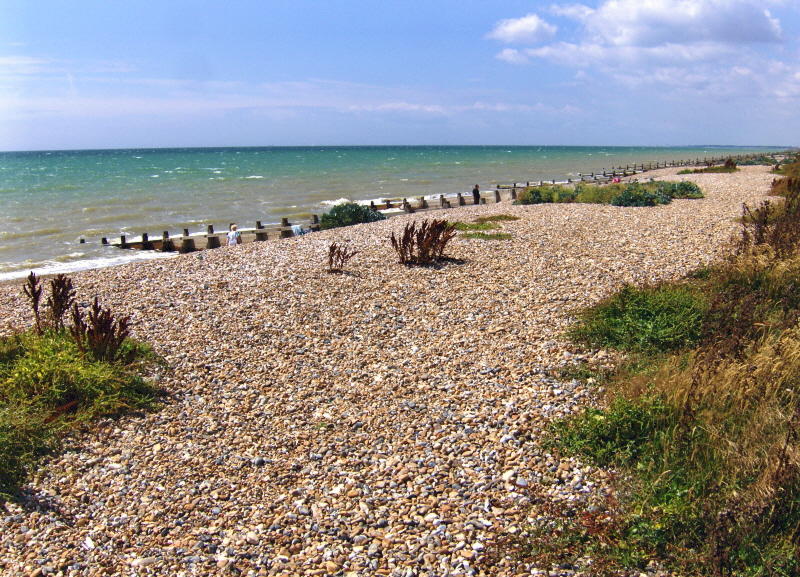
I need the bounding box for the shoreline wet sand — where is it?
[0,166,777,576]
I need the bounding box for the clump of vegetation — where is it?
[453,221,500,231]
[1,273,159,499]
[540,156,800,575]
[326,242,358,273]
[320,202,386,230]
[569,284,708,354]
[390,219,456,265]
[660,180,704,199]
[462,232,512,241]
[515,181,702,208]
[474,214,520,223]
[610,182,672,207]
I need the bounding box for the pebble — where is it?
[0,167,775,576]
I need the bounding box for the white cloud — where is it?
[496,48,529,64]
[495,0,784,67]
[584,0,782,48]
[491,0,797,102]
[488,13,557,44]
[548,3,594,20]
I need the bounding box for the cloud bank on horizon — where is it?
[0,0,798,150]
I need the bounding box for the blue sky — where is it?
[1,0,798,150]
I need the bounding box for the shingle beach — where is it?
[0,166,777,576]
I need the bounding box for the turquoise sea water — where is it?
[0,145,785,279]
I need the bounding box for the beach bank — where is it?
[0,166,777,576]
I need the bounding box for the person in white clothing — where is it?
[227,224,241,246]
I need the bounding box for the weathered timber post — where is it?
[370,200,377,211]
[402,198,413,213]
[79,238,85,244]
[384,199,393,209]
[280,217,292,238]
[141,232,154,251]
[418,196,428,209]
[494,189,501,203]
[161,231,175,252]
[457,192,465,206]
[439,194,446,208]
[510,187,517,200]
[310,214,321,232]
[180,236,196,253]
[206,225,221,249]
[101,237,108,245]
[255,221,268,241]
[120,234,128,249]
[479,198,486,205]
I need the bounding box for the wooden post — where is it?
[402,198,413,213]
[370,200,377,211]
[180,237,196,253]
[120,234,128,249]
[439,194,446,208]
[206,225,220,249]
[457,192,465,206]
[418,196,428,209]
[494,189,501,203]
[280,217,292,238]
[101,237,108,245]
[310,214,321,232]
[183,228,190,237]
[384,199,393,209]
[141,232,154,251]
[479,198,486,205]
[161,231,175,252]
[255,220,268,241]
[79,238,85,244]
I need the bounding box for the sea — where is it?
[0,145,786,280]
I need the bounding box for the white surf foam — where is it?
[0,251,178,282]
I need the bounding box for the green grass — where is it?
[474,214,520,223]
[0,330,159,498]
[453,221,500,231]
[568,283,708,354]
[462,232,512,240]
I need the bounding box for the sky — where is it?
[1,0,799,151]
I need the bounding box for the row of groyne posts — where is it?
[104,152,781,253]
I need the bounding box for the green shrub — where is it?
[654,181,704,199]
[515,184,576,205]
[320,203,386,230]
[611,183,672,207]
[573,183,619,204]
[569,284,707,354]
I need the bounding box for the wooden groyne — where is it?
[98,151,787,253]
[106,216,322,252]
